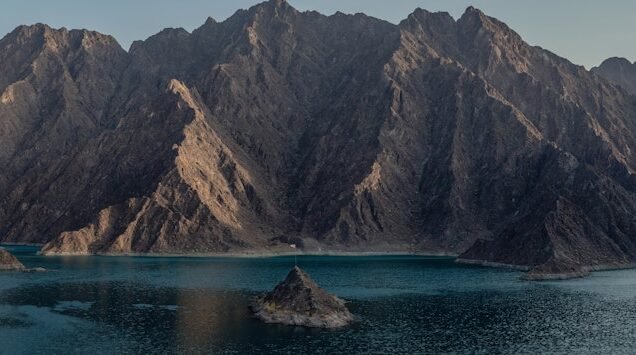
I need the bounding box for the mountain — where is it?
[2,0,636,277]
[0,23,129,244]
[592,57,636,95]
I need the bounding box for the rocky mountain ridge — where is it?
[2,0,636,277]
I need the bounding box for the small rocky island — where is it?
[0,248,26,271]
[250,266,353,328]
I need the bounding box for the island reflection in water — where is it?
[1,246,636,353]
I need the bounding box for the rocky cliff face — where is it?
[0,23,129,244]
[3,1,636,273]
[593,57,636,95]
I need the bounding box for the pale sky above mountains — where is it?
[1,0,633,69]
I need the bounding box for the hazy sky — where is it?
[0,0,634,69]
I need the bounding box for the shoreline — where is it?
[1,242,459,259]
[39,250,460,258]
[456,258,636,280]
[7,243,636,280]
[454,258,530,271]
[587,263,636,272]
[0,242,45,247]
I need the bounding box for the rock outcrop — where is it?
[1,1,636,277]
[0,248,25,271]
[250,266,353,328]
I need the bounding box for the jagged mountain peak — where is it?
[264,0,291,9]
[402,5,517,44]
[0,22,125,77]
[4,23,120,47]
[128,26,191,63]
[203,16,217,26]
[404,7,455,28]
[138,27,191,48]
[599,56,634,66]
[410,7,453,18]
[137,27,191,45]
[5,23,61,42]
[157,27,190,37]
[460,5,491,23]
[463,5,485,16]
[269,0,289,6]
[458,5,515,37]
[248,0,297,17]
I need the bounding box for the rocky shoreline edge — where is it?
[37,248,458,258]
[456,258,636,281]
[8,243,636,280]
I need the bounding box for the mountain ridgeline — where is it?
[2,0,636,275]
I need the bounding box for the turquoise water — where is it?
[1,246,636,354]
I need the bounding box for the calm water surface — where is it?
[1,245,636,354]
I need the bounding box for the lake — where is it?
[1,245,636,354]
